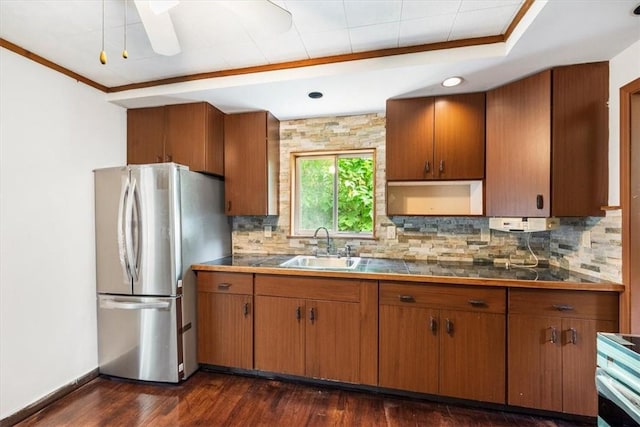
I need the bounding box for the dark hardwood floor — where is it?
[17,371,592,426]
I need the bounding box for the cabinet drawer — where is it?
[197,272,253,295]
[255,275,361,302]
[508,289,619,320]
[380,282,506,314]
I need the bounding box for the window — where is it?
[292,150,375,237]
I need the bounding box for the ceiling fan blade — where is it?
[134,0,181,56]
[219,1,292,37]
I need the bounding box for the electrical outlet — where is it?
[264,225,272,238]
[581,230,591,248]
[386,225,396,239]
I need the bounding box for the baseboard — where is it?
[0,368,99,427]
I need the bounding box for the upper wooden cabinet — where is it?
[386,92,485,181]
[127,102,224,175]
[486,62,609,217]
[224,111,280,216]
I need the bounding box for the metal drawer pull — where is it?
[243,302,250,317]
[569,328,578,345]
[446,319,453,335]
[552,304,574,312]
[429,316,437,333]
[296,306,301,320]
[217,283,231,290]
[468,299,487,307]
[399,295,415,303]
[424,161,430,173]
[549,326,558,343]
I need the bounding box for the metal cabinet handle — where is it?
[399,295,415,303]
[568,328,578,345]
[553,304,574,312]
[549,326,558,344]
[536,194,544,209]
[309,307,315,323]
[439,160,444,173]
[296,306,301,320]
[424,161,430,173]
[429,316,437,334]
[217,283,231,290]
[243,302,250,317]
[446,319,453,336]
[468,299,487,307]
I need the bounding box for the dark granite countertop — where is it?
[193,255,623,292]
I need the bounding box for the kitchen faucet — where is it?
[313,227,332,256]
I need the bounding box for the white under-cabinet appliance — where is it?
[94,163,231,383]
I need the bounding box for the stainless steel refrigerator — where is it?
[94,163,230,383]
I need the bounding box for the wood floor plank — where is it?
[16,371,592,426]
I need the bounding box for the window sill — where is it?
[286,234,378,241]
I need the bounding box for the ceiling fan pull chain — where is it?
[99,0,107,64]
[122,0,128,59]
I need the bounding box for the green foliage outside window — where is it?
[297,153,374,234]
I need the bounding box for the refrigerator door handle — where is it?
[131,178,142,282]
[125,178,139,282]
[117,179,132,282]
[100,298,171,310]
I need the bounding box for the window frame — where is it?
[290,149,376,238]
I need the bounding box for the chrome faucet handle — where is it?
[345,244,352,258]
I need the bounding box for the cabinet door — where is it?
[439,310,505,403]
[166,103,205,169]
[507,315,562,412]
[379,305,438,394]
[254,296,305,376]
[127,107,165,164]
[386,98,435,180]
[305,300,360,383]
[551,62,609,216]
[224,112,278,215]
[562,318,617,416]
[197,292,253,369]
[486,71,551,217]
[434,93,485,180]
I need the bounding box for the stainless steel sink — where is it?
[280,255,362,270]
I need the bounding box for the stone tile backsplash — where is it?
[231,113,622,283]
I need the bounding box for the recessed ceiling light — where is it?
[308,91,323,99]
[442,76,463,87]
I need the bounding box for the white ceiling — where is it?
[1,0,640,119]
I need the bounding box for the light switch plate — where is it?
[264,225,272,238]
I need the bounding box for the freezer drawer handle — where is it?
[101,299,171,310]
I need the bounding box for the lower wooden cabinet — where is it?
[197,272,253,369]
[379,282,506,404]
[507,289,619,416]
[195,269,620,417]
[254,274,378,385]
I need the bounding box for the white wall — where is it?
[0,49,126,419]
[608,39,640,206]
